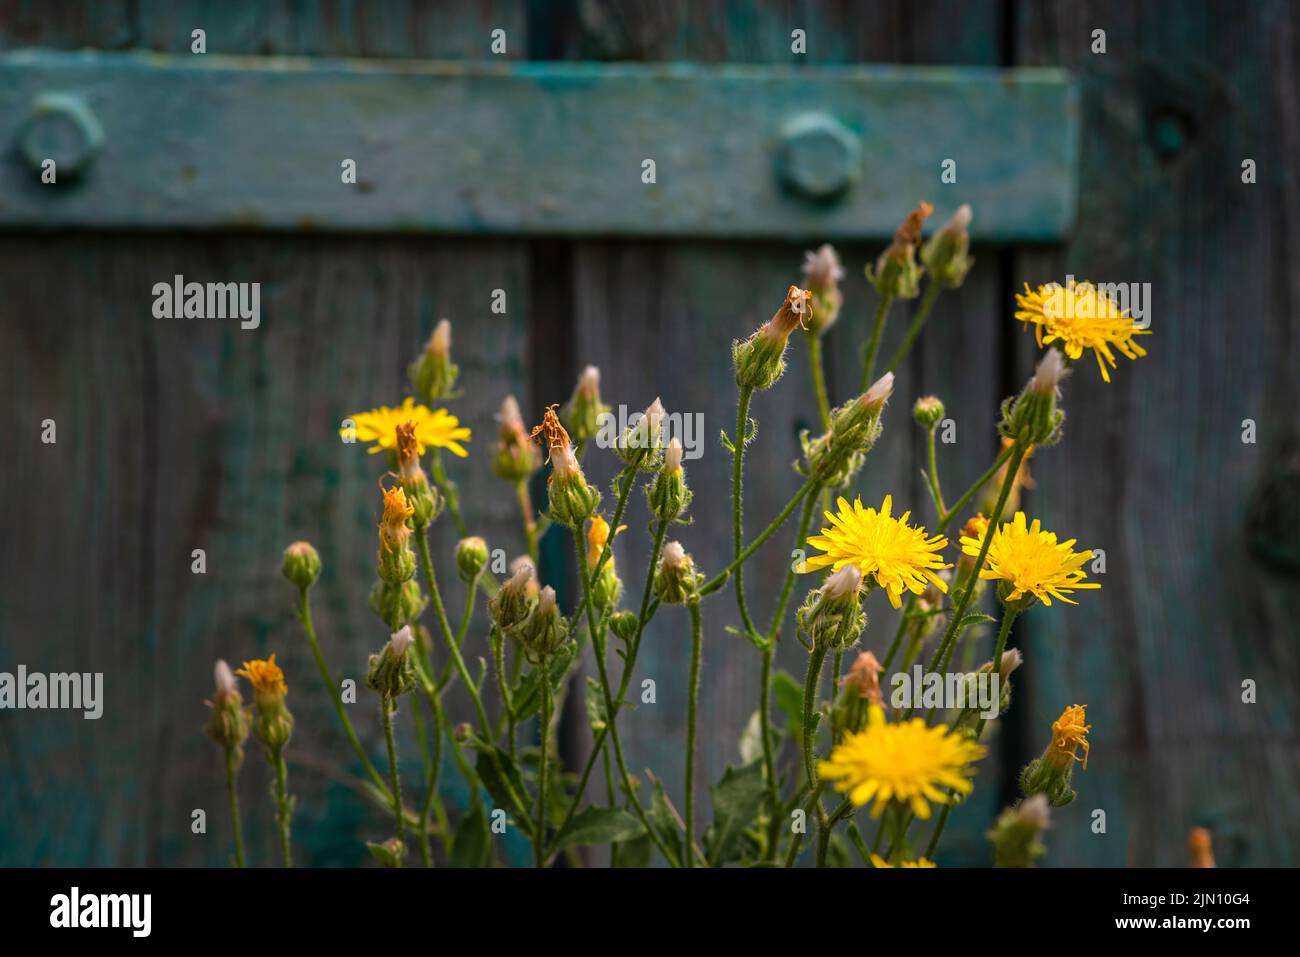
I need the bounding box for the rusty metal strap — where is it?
[0,51,1078,239]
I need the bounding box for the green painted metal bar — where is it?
[0,51,1077,239]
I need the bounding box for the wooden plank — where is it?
[1013,0,1300,866]
[0,50,1076,239]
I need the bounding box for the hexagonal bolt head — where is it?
[18,92,105,179]
[775,113,862,200]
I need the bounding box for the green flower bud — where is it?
[281,541,321,591]
[493,396,543,483]
[560,365,610,447]
[912,395,945,430]
[205,660,249,760]
[408,319,459,402]
[489,558,538,633]
[617,398,667,471]
[366,626,418,700]
[535,406,601,527]
[798,373,892,488]
[608,610,639,643]
[987,794,1050,868]
[369,578,428,632]
[920,204,974,289]
[1000,350,1067,447]
[733,285,812,391]
[653,541,703,605]
[646,438,692,523]
[831,650,883,738]
[367,838,405,868]
[515,586,570,660]
[866,202,932,301]
[796,565,867,652]
[456,536,489,584]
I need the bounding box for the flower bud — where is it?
[455,722,473,743]
[456,536,489,584]
[608,610,639,643]
[489,558,538,633]
[733,285,813,390]
[369,578,428,632]
[618,397,667,470]
[653,541,703,605]
[281,541,322,591]
[560,365,610,446]
[920,204,974,289]
[646,437,692,523]
[237,655,294,755]
[801,244,845,336]
[395,421,441,527]
[493,396,543,483]
[532,406,601,526]
[408,318,459,402]
[586,515,624,615]
[515,586,570,659]
[1000,351,1068,447]
[796,565,868,651]
[832,650,883,737]
[866,202,932,300]
[206,659,249,759]
[367,838,405,868]
[987,794,1050,868]
[1019,703,1090,807]
[376,486,417,584]
[799,373,893,488]
[367,625,418,700]
[912,395,945,430]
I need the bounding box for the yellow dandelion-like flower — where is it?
[1015,280,1150,383]
[962,512,1101,607]
[869,854,937,868]
[1050,703,1091,769]
[800,495,951,609]
[817,705,986,819]
[236,654,287,701]
[585,514,626,571]
[342,396,471,457]
[378,485,415,552]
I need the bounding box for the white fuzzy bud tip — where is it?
[578,365,601,396]
[644,397,665,434]
[802,244,846,286]
[431,319,451,356]
[214,659,237,696]
[944,204,973,233]
[507,557,535,587]
[1031,349,1069,395]
[862,372,896,411]
[386,625,415,659]
[821,564,862,600]
[537,585,557,613]
[664,437,683,472]
[499,395,524,429]
[1017,793,1051,830]
[1000,648,1024,676]
[661,541,687,569]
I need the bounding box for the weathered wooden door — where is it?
[1,2,1294,867]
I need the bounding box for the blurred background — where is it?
[0,0,1296,867]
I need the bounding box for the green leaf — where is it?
[511,643,577,720]
[648,777,684,867]
[585,676,608,733]
[739,709,763,764]
[450,799,491,867]
[473,746,532,838]
[957,613,996,631]
[552,806,645,851]
[615,833,652,868]
[773,669,804,738]
[704,759,766,867]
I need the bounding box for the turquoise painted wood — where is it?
[0,51,1077,239]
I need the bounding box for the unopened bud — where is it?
[619,397,667,469]
[367,626,418,700]
[516,585,570,659]
[867,202,932,300]
[456,536,489,583]
[987,793,1050,867]
[281,541,322,591]
[1000,351,1068,447]
[801,244,845,335]
[733,285,812,390]
[913,395,945,430]
[653,541,703,605]
[408,319,459,402]
[796,565,867,651]
[489,558,537,632]
[561,365,611,445]
[493,396,543,482]
[921,204,974,289]
[647,437,692,523]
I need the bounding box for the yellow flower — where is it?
[818,705,986,819]
[1015,280,1150,383]
[962,512,1100,607]
[343,397,471,457]
[236,654,287,701]
[800,495,951,609]
[585,514,626,571]
[869,854,937,868]
[379,485,414,552]
[1050,703,1091,769]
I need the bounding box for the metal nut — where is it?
[775,113,861,200]
[18,92,104,179]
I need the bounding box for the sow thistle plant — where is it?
[204,201,1152,869]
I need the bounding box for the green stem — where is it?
[816,798,852,867]
[536,652,551,869]
[224,748,245,868]
[884,280,942,374]
[273,748,292,867]
[806,335,832,429]
[417,681,446,867]
[699,475,819,597]
[685,601,704,868]
[926,425,947,517]
[731,386,762,641]
[416,530,490,733]
[295,587,389,797]
[801,645,829,790]
[939,442,1015,531]
[860,293,895,391]
[572,526,676,865]
[784,784,823,868]
[381,695,404,865]
[436,575,479,690]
